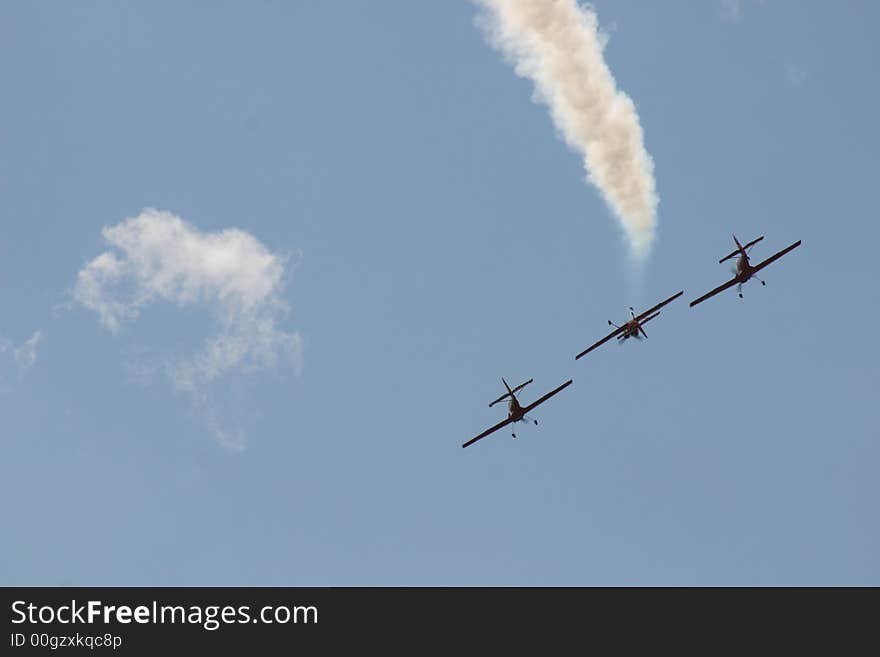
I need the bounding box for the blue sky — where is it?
[1,1,877,585]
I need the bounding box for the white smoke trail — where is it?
[475,0,658,259]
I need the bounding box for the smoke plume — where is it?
[475,0,658,259]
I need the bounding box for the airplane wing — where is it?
[522,379,573,415]
[462,415,517,449]
[575,325,625,360]
[639,311,661,326]
[689,277,738,307]
[635,290,684,322]
[749,240,801,275]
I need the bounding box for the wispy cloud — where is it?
[14,331,43,368]
[785,63,808,86]
[720,0,769,22]
[0,330,43,389]
[74,208,302,447]
[720,0,742,21]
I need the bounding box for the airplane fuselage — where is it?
[736,255,753,281]
[622,320,640,338]
[507,398,524,420]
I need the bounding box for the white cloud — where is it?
[14,331,43,368]
[720,0,741,21]
[0,330,43,391]
[74,208,303,446]
[1,330,43,369]
[75,208,289,332]
[785,63,808,86]
[720,0,769,21]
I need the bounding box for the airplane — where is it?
[462,377,573,449]
[574,291,684,360]
[689,234,801,308]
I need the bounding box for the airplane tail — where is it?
[489,378,533,408]
[719,235,764,264]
